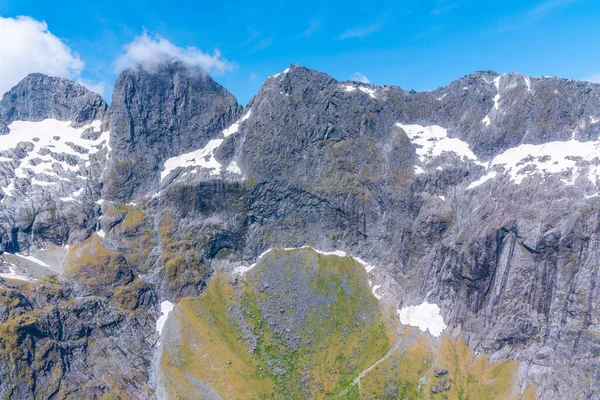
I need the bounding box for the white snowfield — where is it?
[161,139,224,180]
[470,139,600,188]
[397,123,484,169]
[223,110,252,137]
[160,110,253,181]
[0,119,108,197]
[398,302,447,337]
[156,300,174,336]
[399,120,600,191]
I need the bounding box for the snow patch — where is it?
[397,123,482,167]
[97,230,105,238]
[161,139,224,180]
[344,85,357,92]
[0,266,35,282]
[13,253,51,269]
[0,119,107,195]
[359,87,376,99]
[591,116,599,125]
[524,77,532,92]
[493,94,501,111]
[371,285,382,300]
[438,195,445,201]
[398,302,447,337]
[482,116,491,126]
[467,171,497,190]
[489,140,600,185]
[223,110,252,137]
[226,161,242,175]
[156,301,174,336]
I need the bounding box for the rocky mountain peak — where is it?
[103,59,242,202]
[0,73,107,129]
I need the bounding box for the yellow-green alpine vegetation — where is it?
[359,327,527,399]
[159,247,393,399]
[158,247,534,400]
[63,234,133,294]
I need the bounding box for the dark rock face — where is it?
[0,73,107,128]
[103,60,242,202]
[2,62,600,399]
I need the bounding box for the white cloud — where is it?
[351,72,370,84]
[586,73,600,83]
[114,32,234,75]
[339,19,385,39]
[303,18,323,37]
[0,16,85,97]
[76,78,106,97]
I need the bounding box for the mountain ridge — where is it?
[0,59,599,399]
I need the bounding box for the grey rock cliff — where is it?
[1,62,600,399]
[0,73,107,128]
[103,60,242,202]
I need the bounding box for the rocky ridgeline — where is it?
[0,61,599,399]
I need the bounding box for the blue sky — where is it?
[0,0,599,105]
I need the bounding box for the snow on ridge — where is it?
[490,139,600,185]
[468,138,600,189]
[467,171,497,190]
[268,68,291,80]
[161,109,253,181]
[341,84,376,98]
[223,110,252,138]
[232,246,379,295]
[359,87,376,99]
[156,301,174,336]
[398,302,447,337]
[161,139,224,181]
[397,123,482,167]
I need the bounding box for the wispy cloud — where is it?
[586,73,600,83]
[526,0,578,17]
[415,25,444,38]
[241,26,274,53]
[77,78,106,97]
[496,0,579,32]
[339,18,386,39]
[431,0,466,16]
[303,18,323,37]
[350,72,370,83]
[249,36,274,53]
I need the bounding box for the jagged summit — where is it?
[0,73,107,128]
[103,59,242,201]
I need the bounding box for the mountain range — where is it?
[0,60,599,399]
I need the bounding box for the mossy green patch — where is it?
[161,248,392,399]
